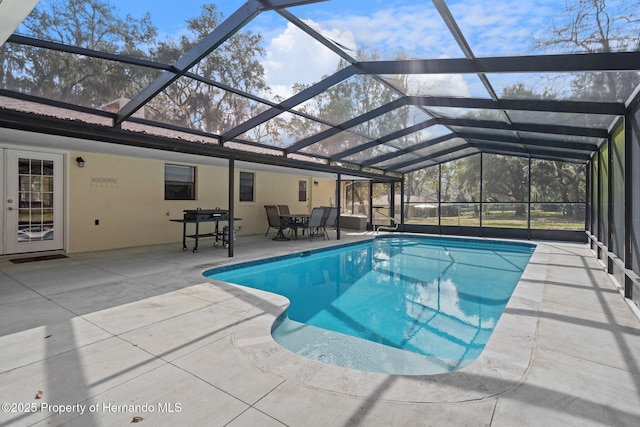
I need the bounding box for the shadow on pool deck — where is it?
[1,233,639,426]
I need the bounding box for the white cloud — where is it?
[262,21,352,98]
[448,0,559,56]
[321,4,463,59]
[269,84,295,101]
[258,0,563,101]
[405,74,472,97]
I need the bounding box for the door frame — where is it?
[1,145,67,255]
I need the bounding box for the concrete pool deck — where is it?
[1,232,639,426]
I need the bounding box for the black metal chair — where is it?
[277,205,291,216]
[265,205,282,235]
[320,207,338,239]
[301,207,327,240]
[279,204,309,237]
[277,204,294,235]
[265,205,293,240]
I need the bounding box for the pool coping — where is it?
[213,234,549,403]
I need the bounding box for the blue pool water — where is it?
[205,236,535,374]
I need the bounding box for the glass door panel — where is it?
[5,150,63,253]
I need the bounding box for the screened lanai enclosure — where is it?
[1,0,640,306]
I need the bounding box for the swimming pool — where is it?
[205,235,535,375]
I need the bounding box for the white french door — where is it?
[3,149,64,254]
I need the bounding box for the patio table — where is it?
[279,213,310,240]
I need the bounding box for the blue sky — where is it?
[113,0,242,35]
[108,0,562,99]
[25,0,635,102]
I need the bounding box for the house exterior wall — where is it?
[68,150,336,253]
[68,151,226,253]
[236,172,334,238]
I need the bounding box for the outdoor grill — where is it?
[170,209,239,253]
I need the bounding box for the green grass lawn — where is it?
[405,211,584,230]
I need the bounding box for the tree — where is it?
[481,154,529,216]
[342,180,370,216]
[444,80,587,209]
[403,167,438,218]
[290,51,414,219]
[535,0,640,102]
[531,160,586,203]
[1,0,156,106]
[1,1,273,140]
[293,52,402,158]
[147,4,270,136]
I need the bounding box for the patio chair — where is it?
[317,207,331,237]
[302,207,327,240]
[265,205,290,237]
[277,205,291,215]
[320,207,338,240]
[278,204,302,235]
[320,206,331,224]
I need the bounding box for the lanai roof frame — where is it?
[1,0,639,178]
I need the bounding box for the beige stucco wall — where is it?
[68,151,337,253]
[228,169,335,237]
[310,178,336,209]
